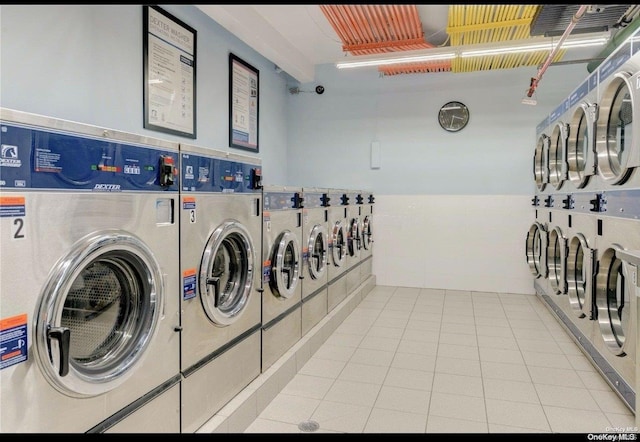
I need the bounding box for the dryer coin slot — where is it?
[597,219,603,236]
[568,214,572,228]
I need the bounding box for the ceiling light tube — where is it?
[460,35,608,58]
[336,52,456,69]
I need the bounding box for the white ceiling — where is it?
[196,5,609,84]
[196,5,451,83]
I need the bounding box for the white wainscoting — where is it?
[371,194,536,294]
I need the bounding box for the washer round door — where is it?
[533,134,549,192]
[566,233,593,318]
[331,220,347,267]
[567,102,597,189]
[347,217,361,258]
[361,215,373,251]
[526,222,547,278]
[199,220,255,327]
[547,226,567,294]
[268,229,301,299]
[595,244,633,356]
[307,224,328,280]
[596,72,635,185]
[548,122,568,191]
[34,230,164,398]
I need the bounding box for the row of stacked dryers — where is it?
[0,108,374,433]
[526,32,640,414]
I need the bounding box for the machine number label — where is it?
[0,314,28,370]
[189,209,196,224]
[12,218,25,239]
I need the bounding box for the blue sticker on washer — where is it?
[183,269,197,300]
[0,314,28,370]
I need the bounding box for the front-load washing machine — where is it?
[261,185,303,371]
[566,72,599,191]
[0,109,181,433]
[595,49,640,189]
[592,214,639,412]
[300,187,329,337]
[359,191,374,284]
[178,144,263,433]
[326,188,349,313]
[345,189,362,296]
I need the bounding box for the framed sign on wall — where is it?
[143,5,197,138]
[229,53,259,152]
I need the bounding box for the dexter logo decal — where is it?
[94,184,121,191]
[0,144,21,168]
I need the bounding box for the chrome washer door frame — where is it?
[34,230,163,398]
[331,220,347,268]
[347,217,361,258]
[361,215,372,251]
[566,233,595,318]
[307,224,328,280]
[547,226,567,294]
[526,222,547,278]
[269,230,301,299]
[595,244,632,356]
[199,220,255,326]
[596,72,636,185]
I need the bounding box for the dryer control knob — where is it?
[544,195,554,208]
[531,195,540,207]
[562,194,574,210]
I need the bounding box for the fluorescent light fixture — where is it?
[460,35,609,58]
[336,52,456,69]
[335,32,610,69]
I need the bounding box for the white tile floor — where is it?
[244,285,637,434]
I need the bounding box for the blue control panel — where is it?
[180,152,261,193]
[0,122,179,192]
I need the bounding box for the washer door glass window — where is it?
[331,220,347,267]
[34,231,163,398]
[269,230,300,299]
[199,220,255,326]
[596,73,634,184]
[307,224,328,280]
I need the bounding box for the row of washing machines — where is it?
[0,108,374,433]
[526,40,640,413]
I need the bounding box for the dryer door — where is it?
[595,244,633,356]
[596,72,636,185]
[331,220,347,267]
[199,220,255,326]
[567,102,597,189]
[526,222,547,278]
[34,230,164,398]
[361,215,373,251]
[347,217,361,258]
[548,122,569,190]
[307,224,328,280]
[566,233,595,318]
[268,230,301,299]
[547,226,567,294]
[533,134,549,192]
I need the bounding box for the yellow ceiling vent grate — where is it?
[446,4,564,73]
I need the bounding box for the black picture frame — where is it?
[229,53,259,152]
[143,5,197,139]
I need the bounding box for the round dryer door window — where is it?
[199,220,255,326]
[567,103,596,189]
[566,234,592,318]
[596,73,635,184]
[269,230,300,299]
[34,230,163,398]
[526,222,547,278]
[595,245,632,356]
[331,221,347,267]
[347,217,361,258]
[548,123,568,190]
[361,215,372,250]
[307,224,328,280]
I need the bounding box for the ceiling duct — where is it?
[530,4,634,36]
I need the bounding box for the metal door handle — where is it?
[47,326,71,377]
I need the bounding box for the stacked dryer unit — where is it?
[261,185,303,371]
[345,189,362,296]
[326,188,349,313]
[300,187,329,337]
[178,144,263,432]
[0,109,181,433]
[359,190,374,284]
[529,38,640,413]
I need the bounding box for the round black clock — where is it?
[438,101,469,132]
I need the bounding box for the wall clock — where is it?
[438,101,469,133]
